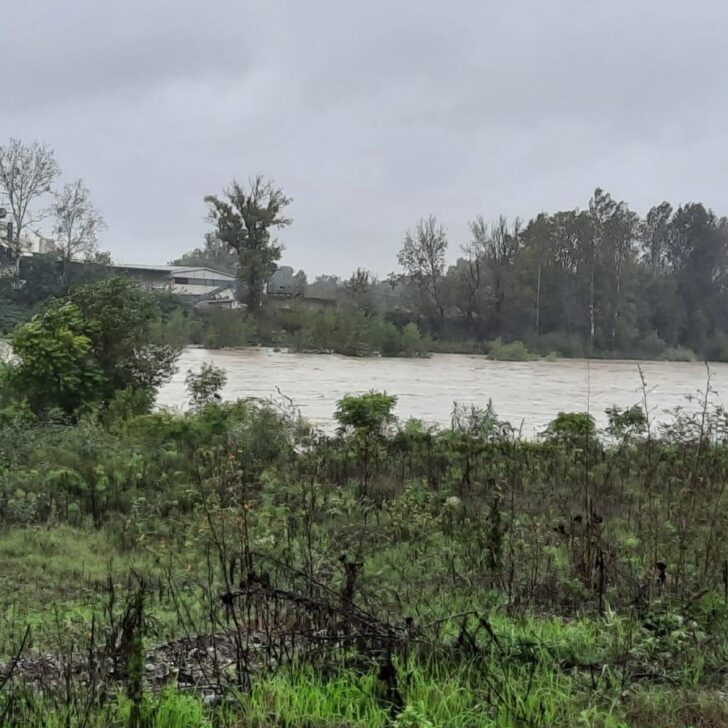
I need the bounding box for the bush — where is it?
[526,331,586,358]
[662,345,698,362]
[335,391,398,437]
[152,307,193,348]
[282,306,429,358]
[190,308,252,348]
[400,322,427,357]
[2,302,105,415]
[1,278,179,417]
[542,411,597,449]
[186,362,227,408]
[638,331,667,359]
[486,338,537,361]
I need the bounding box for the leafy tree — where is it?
[335,391,398,494]
[587,188,639,349]
[205,176,292,311]
[521,213,557,336]
[666,203,728,351]
[642,201,673,275]
[400,322,425,356]
[445,251,483,329]
[0,255,111,309]
[606,404,647,443]
[1,302,103,415]
[542,412,597,450]
[335,391,398,438]
[2,278,178,416]
[186,362,228,408]
[307,274,342,300]
[67,277,179,399]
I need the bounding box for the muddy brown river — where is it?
[156,348,728,435]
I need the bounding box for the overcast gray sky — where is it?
[2,1,727,276]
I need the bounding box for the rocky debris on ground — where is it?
[0,631,264,696]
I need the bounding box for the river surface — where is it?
[157,348,728,435]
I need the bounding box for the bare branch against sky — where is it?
[2,0,727,275]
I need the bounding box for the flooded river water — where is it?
[157,348,728,435]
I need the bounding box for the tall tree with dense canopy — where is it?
[205,176,292,311]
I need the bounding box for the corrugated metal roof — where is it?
[111,263,235,279]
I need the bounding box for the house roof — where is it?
[111,263,236,279]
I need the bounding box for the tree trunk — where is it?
[535,263,541,335]
[589,260,595,349]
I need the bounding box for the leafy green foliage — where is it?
[335,391,398,437]
[67,277,179,398]
[606,404,647,442]
[185,362,227,408]
[177,187,728,361]
[1,277,179,416]
[205,176,292,311]
[282,305,428,357]
[2,302,104,414]
[4,396,728,725]
[486,337,538,361]
[169,232,238,274]
[542,411,597,449]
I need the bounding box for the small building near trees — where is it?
[110,263,239,309]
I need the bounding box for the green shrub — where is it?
[191,308,251,348]
[2,302,105,415]
[282,306,428,357]
[1,278,179,417]
[335,391,398,437]
[542,411,597,449]
[639,331,667,359]
[185,362,228,408]
[526,331,586,358]
[486,338,537,361]
[400,322,427,357]
[663,345,698,362]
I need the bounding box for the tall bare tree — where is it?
[53,179,106,261]
[0,139,60,254]
[398,215,448,323]
[205,176,292,311]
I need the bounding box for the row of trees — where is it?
[395,190,728,357]
[0,138,106,261]
[173,177,728,358]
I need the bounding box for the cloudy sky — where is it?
[2,1,727,276]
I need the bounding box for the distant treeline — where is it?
[6,188,728,361]
[292,190,728,361]
[173,187,728,360]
